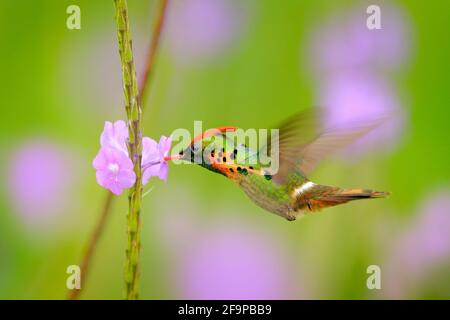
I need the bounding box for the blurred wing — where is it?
[266,110,384,184]
[264,109,319,156]
[259,109,318,183]
[260,108,319,162]
[297,121,383,175]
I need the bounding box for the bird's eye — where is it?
[191,144,200,153]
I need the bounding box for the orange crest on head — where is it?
[190,126,239,145]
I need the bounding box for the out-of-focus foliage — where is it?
[0,0,449,299]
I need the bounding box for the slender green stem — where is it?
[68,0,169,300]
[114,0,143,300]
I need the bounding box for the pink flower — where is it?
[93,120,172,194]
[93,147,136,195]
[142,136,172,184]
[100,120,128,155]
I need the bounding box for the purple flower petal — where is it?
[100,120,129,155]
[157,162,169,182]
[142,135,172,184]
[94,121,172,190]
[141,137,159,167]
[142,137,160,185]
[158,135,172,157]
[93,147,136,195]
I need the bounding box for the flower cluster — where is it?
[93,120,172,195]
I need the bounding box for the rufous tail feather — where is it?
[297,184,390,212]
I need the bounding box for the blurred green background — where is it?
[0,0,449,299]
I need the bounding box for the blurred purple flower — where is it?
[93,147,136,195]
[318,73,405,156]
[415,192,450,261]
[153,187,309,298]
[176,223,294,299]
[142,136,172,184]
[306,4,411,156]
[384,190,450,298]
[166,0,244,64]
[309,5,410,74]
[7,140,81,228]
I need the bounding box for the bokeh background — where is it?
[0,0,449,299]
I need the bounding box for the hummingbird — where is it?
[168,110,389,221]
